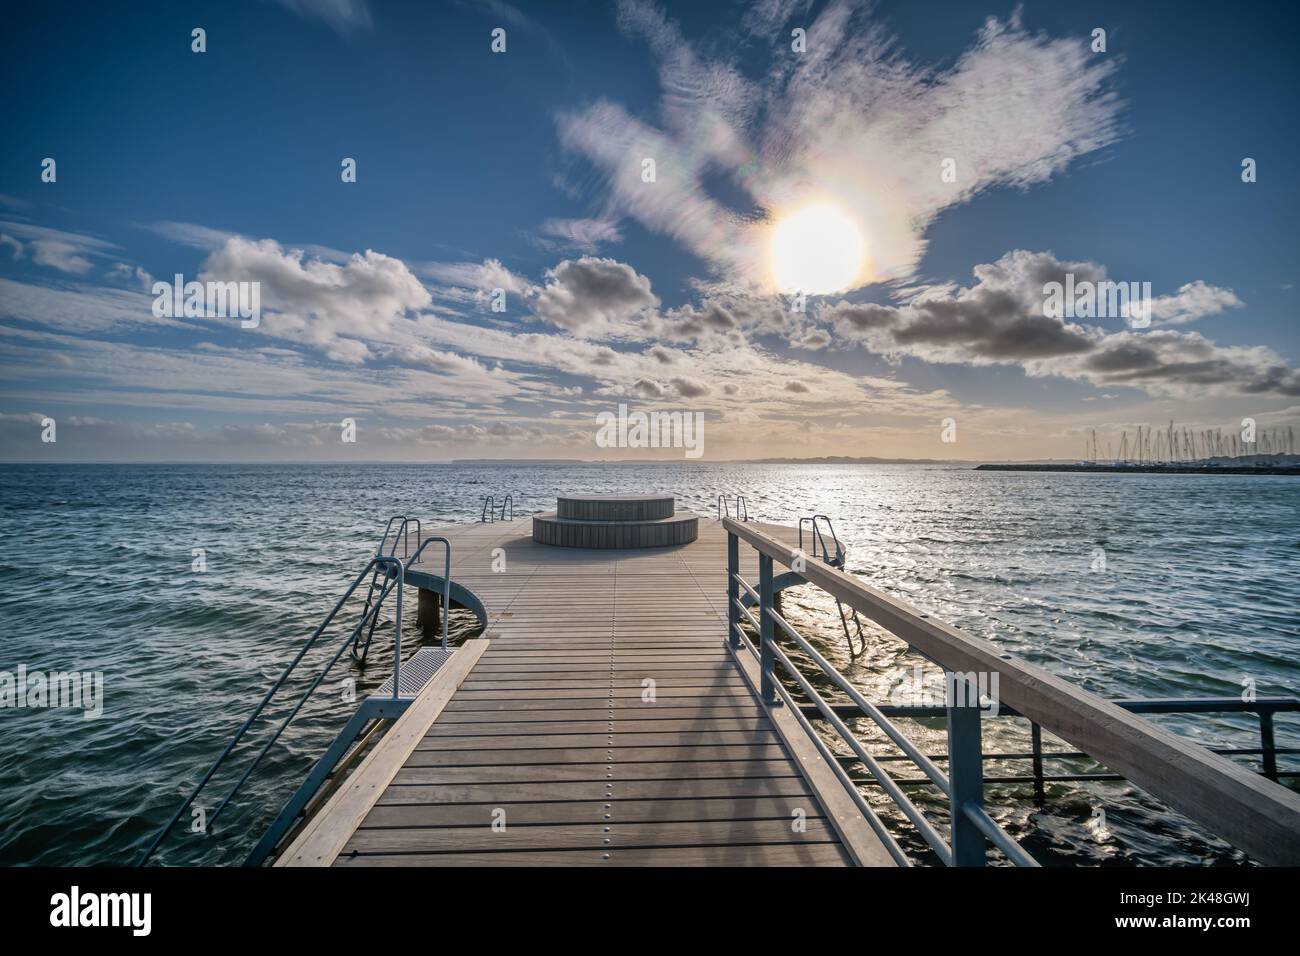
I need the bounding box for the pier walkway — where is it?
[277,516,894,867]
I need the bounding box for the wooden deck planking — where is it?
[301,516,889,867]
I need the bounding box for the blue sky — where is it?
[1,0,1297,461]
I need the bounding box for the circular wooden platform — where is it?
[535,495,696,549]
[556,494,674,522]
[532,513,697,549]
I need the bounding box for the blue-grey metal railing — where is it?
[139,554,405,865]
[727,517,1300,865]
[805,698,1299,793]
[498,495,513,521]
[728,525,1035,867]
[481,496,495,523]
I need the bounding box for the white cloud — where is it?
[199,237,432,362]
[537,216,623,252]
[107,262,154,291]
[0,278,175,332]
[0,222,117,275]
[419,258,533,304]
[266,0,371,34]
[139,220,239,250]
[559,0,1121,290]
[1149,280,1242,327]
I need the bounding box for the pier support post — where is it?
[946,672,987,866]
[417,586,441,639]
[759,553,779,706]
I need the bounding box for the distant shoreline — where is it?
[976,462,1300,476]
[1,457,1296,472]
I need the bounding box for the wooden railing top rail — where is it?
[723,517,1300,866]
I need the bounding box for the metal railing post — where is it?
[946,672,986,866]
[759,553,779,705]
[727,530,741,649]
[1030,721,1045,802]
[390,560,403,700]
[1260,709,1278,781]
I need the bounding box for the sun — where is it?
[769,202,866,295]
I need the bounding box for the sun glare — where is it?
[769,202,866,295]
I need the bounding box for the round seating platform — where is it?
[534,494,697,549]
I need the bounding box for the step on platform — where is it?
[533,494,698,548]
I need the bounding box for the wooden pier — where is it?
[277,512,894,867]
[254,496,1300,869]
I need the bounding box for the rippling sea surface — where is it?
[0,462,1296,866]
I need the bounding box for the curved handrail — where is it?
[498,495,513,521]
[481,496,495,523]
[716,495,730,520]
[406,535,452,652]
[138,555,403,865]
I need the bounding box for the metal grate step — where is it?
[375,647,455,698]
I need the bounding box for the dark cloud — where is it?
[671,376,711,397]
[533,256,659,336]
[825,250,1300,398]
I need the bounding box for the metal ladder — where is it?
[138,552,405,865]
[352,515,419,662]
[480,495,514,522]
[139,519,454,866]
[716,494,749,521]
[799,515,867,658]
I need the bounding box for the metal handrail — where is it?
[795,514,862,655]
[353,516,420,662]
[498,495,514,521]
[798,514,842,566]
[804,698,1300,789]
[717,495,749,521]
[729,567,1016,866]
[139,554,404,865]
[407,535,452,652]
[375,515,420,559]
[480,496,494,523]
[731,524,1026,865]
[724,517,1300,866]
[728,618,912,864]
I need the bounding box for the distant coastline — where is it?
[977,461,1300,476]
